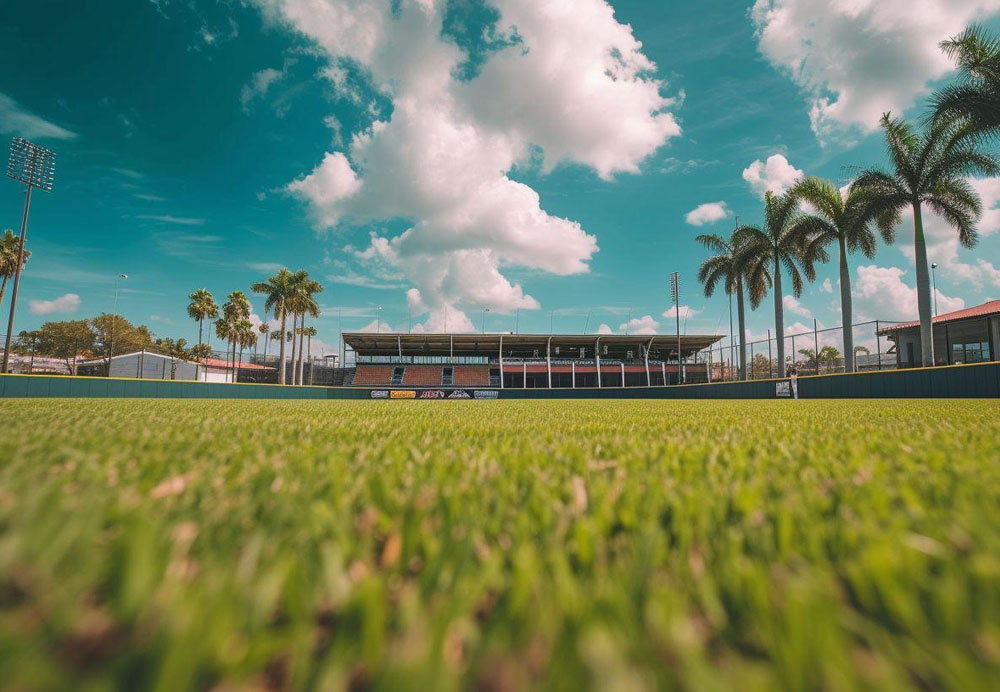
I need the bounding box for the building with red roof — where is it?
[879,300,1000,368]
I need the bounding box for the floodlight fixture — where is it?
[7,137,56,191]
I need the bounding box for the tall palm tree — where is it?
[932,25,1000,138]
[734,191,828,378]
[289,271,323,385]
[233,317,256,384]
[216,291,251,383]
[788,177,888,373]
[853,114,999,366]
[303,325,318,385]
[0,229,31,327]
[187,288,218,380]
[252,269,295,384]
[696,230,760,380]
[258,320,269,363]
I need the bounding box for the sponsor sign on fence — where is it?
[368,388,500,400]
[775,381,792,398]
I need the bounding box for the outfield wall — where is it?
[1,361,998,399]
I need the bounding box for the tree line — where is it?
[187,267,323,385]
[698,25,1000,378]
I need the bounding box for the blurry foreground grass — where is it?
[1,399,999,690]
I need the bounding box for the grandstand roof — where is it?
[344,332,723,359]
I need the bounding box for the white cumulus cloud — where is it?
[662,305,700,319]
[782,294,811,318]
[595,323,614,335]
[742,154,803,198]
[29,293,80,315]
[853,265,964,321]
[264,0,680,329]
[685,202,730,226]
[752,0,1000,142]
[619,315,659,335]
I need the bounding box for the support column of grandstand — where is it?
[343,332,724,389]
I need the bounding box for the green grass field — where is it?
[1,399,999,690]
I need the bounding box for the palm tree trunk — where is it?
[297,318,306,385]
[278,310,287,384]
[773,259,785,378]
[196,317,204,381]
[838,236,855,373]
[0,274,9,330]
[237,345,243,384]
[912,203,935,367]
[736,277,747,380]
[290,314,298,385]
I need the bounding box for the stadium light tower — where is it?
[670,271,681,383]
[2,138,56,373]
[481,307,490,334]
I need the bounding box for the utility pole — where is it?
[670,272,681,384]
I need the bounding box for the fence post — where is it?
[875,321,882,370]
[767,329,773,378]
[813,318,819,375]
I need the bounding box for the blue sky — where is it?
[1,0,998,355]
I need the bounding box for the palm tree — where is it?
[289,271,323,385]
[0,229,31,327]
[216,291,251,383]
[233,317,256,384]
[258,320,270,363]
[303,325,318,385]
[734,191,828,378]
[932,25,1000,138]
[853,114,999,366]
[252,269,295,384]
[187,288,218,380]
[696,230,760,380]
[788,177,889,373]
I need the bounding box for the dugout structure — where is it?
[344,332,724,389]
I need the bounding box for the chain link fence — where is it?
[700,319,904,381]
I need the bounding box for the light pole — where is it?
[2,138,56,373]
[583,310,591,335]
[375,306,382,334]
[625,309,632,335]
[931,263,939,316]
[481,307,490,334]
[108,274,128,371]
[670,272,681,384]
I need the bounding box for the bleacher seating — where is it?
[401,366,445,386]
[354,365,394,386]
[454,366,490,386]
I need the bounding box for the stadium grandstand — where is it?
[344,333,724,389]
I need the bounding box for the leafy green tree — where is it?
[734,191,828,378]
[154,337,191,379]
[90,314,153,374]
[0,229,30,328]
[252,269,295,384]
[932,25,1000,139]
[789,177,889,373]
[853,115,999,365]
[696,230,761,380]
[798,348,818,370]
[35,320,95,374]
[258,320,270,362]
[819,346,841,369]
